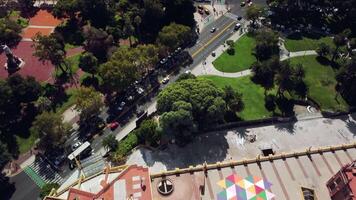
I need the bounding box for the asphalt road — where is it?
[8,172,40,200]
[62,0,268,178]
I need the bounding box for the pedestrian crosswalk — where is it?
[24,156,63,188]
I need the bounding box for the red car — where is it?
[109,122,119,130]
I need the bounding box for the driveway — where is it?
[126,113,356,173]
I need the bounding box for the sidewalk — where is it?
[192,24,252,78]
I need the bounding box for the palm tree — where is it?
[332,34,346,62]
[102,134,118,151]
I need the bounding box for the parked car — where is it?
[136,87,144,95]
[161,76,170,84]
[197,5,203,10]
[204,8,210,15]
[109,121,119,130]
[240,1,245,6]
[71,141,82,151]
[117,101,126,111]
[248,2,253,6]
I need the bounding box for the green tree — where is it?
[6,74,42,103]
[0,141,10,170]
[17,0,35,16]
[264,94,276,114]
[79,52,98,78]
[40,183,59,199]
[74,87,104,122]
[157,78,227,127]
[332,34,346,62]
[102,134,118,152]
[30,112,70,151]
[160,109,195,143]
[35,96,52,112]
[157,23,191,52]
[52,0,79,19]
[0,18,22,47]
[254,29,280,61]
[336,56,356,105]
[82,25,114,62]
[223,86,244,112]
[251,57,280,94]
[163,0,196,27]
[246,4,263,26]
[136,119,160,145]
[99,46,140,93]
[33,33,68,74]
[316,42,331,58]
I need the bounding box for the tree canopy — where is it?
[74,87,104,122]
[30,111,71,151]
[157,23,191,52]
[0,18,22,47]
[157,78,229,140]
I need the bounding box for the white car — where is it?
[234,23,241,30]
[185,70,191,74]
[161,76,170,84]
[210,27,216,33]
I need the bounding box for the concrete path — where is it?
[193,33,318,78]
[281,50,318,61]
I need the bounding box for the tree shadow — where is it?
[81,76,99,89]
[0,173,15,200]
[275,96,295,117]
[316,56,330,66]
[138,130,230,170]
[274,120,297,135]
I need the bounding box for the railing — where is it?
[150,142,356,178]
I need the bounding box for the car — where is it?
[71,141,82,151]
[210,27,216,33]
[237,16,242,21]
[204,8,210,15]
[248,2,253,6]
[117,101,126,111]
[136,87,144,95]
[161,76,170,84]
[198,9,204,15]
[160,58,168,65]
[109,121,119,130]
[197,5,203,10]
[234,23,241,30]
[240,1,245,6]
[212,51,216,57]
[185,70,191,74]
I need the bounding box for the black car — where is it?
[237,16,242,21]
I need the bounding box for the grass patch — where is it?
[55,54,81,77]
[284,36,334,52]
[289,55,348,111]
[212,34,256,73]
[55,88,79,114]
[16,133,38,154]
[64,43,79,51]
[201,75,276,120]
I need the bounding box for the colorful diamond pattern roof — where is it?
[217,174,275,200]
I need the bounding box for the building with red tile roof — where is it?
[45,165,152,200]
[327,161,356,200]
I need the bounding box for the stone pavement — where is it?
[126,113,356,174]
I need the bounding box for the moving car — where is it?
[240,1,245,7]
[234,23,241,30]
[237,16,242,21]
[210,27,216,33]
[71,141,82,151]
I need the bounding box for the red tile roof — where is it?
[327,160,356,200]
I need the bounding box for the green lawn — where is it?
[16,133,38,154]
[201,75,275,120]
[55,54,80,77]
[284,36,334,52]
[212,34,256,73]
[289,55,348,111]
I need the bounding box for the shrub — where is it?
[227,47,235,55]
[40,183,59,199]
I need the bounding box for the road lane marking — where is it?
[191,20,236,58]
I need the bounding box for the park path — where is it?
[193,31,318,78]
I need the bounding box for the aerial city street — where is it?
[0,0,356,199]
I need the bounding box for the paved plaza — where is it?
[127,113,356,173]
